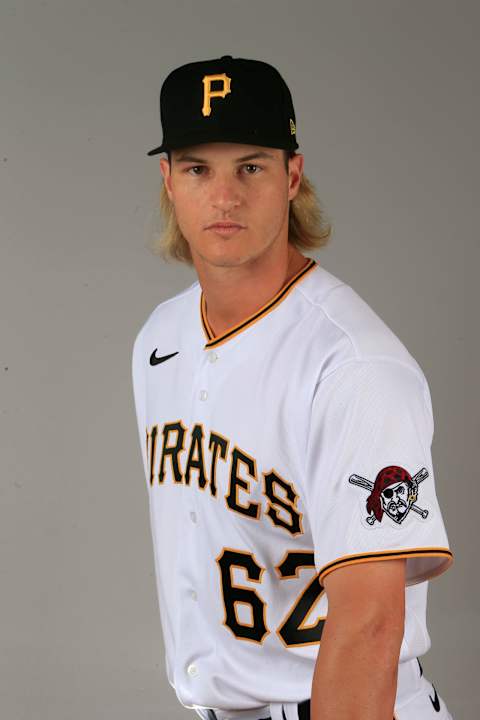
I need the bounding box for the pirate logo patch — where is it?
[349,465,430,526]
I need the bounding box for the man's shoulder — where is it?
[301,264,425,380]
[132,279,200,351]
[137,279,199,331]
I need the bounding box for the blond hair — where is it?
[146,150,332,264]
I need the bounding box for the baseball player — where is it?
[132,55,455,720]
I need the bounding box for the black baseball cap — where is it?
[146,54,299,156]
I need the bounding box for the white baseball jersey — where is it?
[131,257,454,720]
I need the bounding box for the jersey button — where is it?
[208,350,218,363]
[199,389,208,401]
[187,663,198,677]
[190,589,198,601]
[190,511,197,523]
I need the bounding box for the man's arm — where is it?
[311,558,406,720]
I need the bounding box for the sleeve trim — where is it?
[317,547,454,584]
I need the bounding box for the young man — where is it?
[132,55,455,720]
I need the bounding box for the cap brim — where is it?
[147,133,298,157]
[146,144,166,157]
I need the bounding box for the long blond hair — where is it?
[146,150,332,264]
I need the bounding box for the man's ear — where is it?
[159,157,173,201]
[288,153,304,202]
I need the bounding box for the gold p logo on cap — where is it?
[202,73,232,117]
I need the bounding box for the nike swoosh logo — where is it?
[429,684,440,712]
[149,349,179,366]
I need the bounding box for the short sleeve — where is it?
[131,327,149,491]
[303,359,454,587]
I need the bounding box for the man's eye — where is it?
[185,164,261,176]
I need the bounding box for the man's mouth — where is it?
[207,222,245,229]
[206,223,245,235]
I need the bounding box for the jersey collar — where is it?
[200,257,318,349]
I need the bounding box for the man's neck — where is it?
[200,246,309,339]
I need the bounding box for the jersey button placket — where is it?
[199,351,218,399]
[183,347,219,685]
[197,348,220,404]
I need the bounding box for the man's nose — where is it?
[210,175,241,212]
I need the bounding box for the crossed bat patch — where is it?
[349,465,431,525]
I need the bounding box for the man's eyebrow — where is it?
[173,151,276,163]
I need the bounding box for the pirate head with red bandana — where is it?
[366,465,419,524]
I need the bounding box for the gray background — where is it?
[1,1,477,718]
